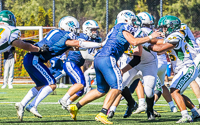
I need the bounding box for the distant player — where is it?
[15,16,103,121]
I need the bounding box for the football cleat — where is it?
[133,104,147,114]
[67,104,78,121]
[58,98,68,110]
[107,111,115,118]
[26,105,42,118]
[147,111,155,120]
[170,106,178,113]
[153,110,161,117]
[124,102,138,118]
[15,102,24,122]
[176,115,193,123]
[191,109,200,122]
[95,112,113,124]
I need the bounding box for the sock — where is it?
[121,86,136,106]
[153,101,156,106]
[168,101,175,108]
[76,102,82,110]
[191,107,198,114]
[30,85,53,107]
[62,93,71,101]
[146,96,154,112]
[198,98,200,105]
[101,108,108,115]
[110,106,117,112]
[181,110,189,117]
[129,79,140,93]
[66,99,73,105]
[21,87,38,107]
[139,98,145,106]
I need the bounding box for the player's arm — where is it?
[148,42,176,53]
[121,45,142,74]
[12,39,40,52]
[65,39,103,48]
[123,30,161,46]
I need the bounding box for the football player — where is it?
[147,15,200,123]
[15,16,103,121]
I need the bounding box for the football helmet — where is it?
[0,10,16,26]
[134,16,142,28]
[117,10,136,26]
[82,20,99,38]
[58,16,80,34]
[158,15,181,35]
[137,12,154,25]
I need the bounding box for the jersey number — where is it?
[0,28,5,39]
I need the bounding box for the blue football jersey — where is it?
[49,56,63,70]
[31,29,76,62]
[67,33,101,66]
[96,23,137,60]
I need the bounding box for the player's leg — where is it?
[182,94,200,121]
[108,68,139,118]
[107,94,122,118]
[133,80,147,114]
[170,65,198,123]
[84,66,96,93]
[67,57,107,121]
[94,56,123,124]
[59,61,85,108]
[2,59,9,89]
[24,54,56,118]
[157,63,177,112]
[141,62,158,120]
[8,58,14,89]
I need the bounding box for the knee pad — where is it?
[144,85,154,98]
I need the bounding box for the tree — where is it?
[37,6,46,26]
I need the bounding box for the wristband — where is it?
[148,35,153,40]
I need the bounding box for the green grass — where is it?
[0,84,200,124]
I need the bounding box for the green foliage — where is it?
[165,0,200,31]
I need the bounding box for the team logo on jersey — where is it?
[176,66,194,90]
[184,44,189,54]
[169,54,176,61]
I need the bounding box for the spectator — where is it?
[1,47,16,89]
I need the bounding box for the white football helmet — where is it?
[137,12,154,25]
[117,10,136,26]
[58,16,80,34]
[82,20,99,38]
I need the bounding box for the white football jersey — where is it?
[164,31,194,73]
[140,27,157,63]
[181,23,200,59]
[157,54,167,65]
[196,37,200,45]
[0,25,21,53]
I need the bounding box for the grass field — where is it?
[0,84,200,125]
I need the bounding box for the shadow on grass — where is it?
[1,119,94,124]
